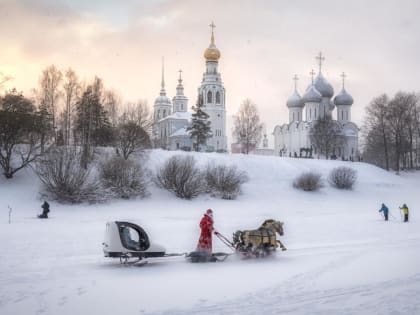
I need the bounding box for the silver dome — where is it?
[314,73,334,98]
[334,89,354,106]
[287,91,303,108]
[302,85,322,103]
[154,95,171,106]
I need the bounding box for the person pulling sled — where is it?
[38,201,50,219]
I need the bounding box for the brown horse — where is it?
[233,219,286,257]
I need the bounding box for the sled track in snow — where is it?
[153,237,420,315]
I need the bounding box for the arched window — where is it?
[157,110,160,119]
[207,91,212,104]
[216,91,221,104]
[163,109,166,117]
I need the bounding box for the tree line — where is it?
[363,92,420,172]
[0,65,152,179]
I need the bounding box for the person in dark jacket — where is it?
[399,204,409,222]
[379,203,389,221]
[38,201,50,219]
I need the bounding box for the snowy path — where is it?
[155,238,420,315]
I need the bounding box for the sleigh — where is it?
[103,221,167,264]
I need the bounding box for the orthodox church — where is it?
[152,23,227,152]
[273,53,359,160]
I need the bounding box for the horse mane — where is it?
[261,219,275,227]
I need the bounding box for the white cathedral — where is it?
[273,53,359,160]
[152,23,227,152]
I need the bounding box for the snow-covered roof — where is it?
[170,126,190,137]
[158,111,191,123]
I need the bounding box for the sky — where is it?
[1,0,420,142]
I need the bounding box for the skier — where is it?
[38,201,50,219]
[196,209,215,255]
[399,204,409,222]
[378,203,389,221]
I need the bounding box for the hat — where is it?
[206,209,213,217]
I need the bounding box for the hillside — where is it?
[0,151,419,315]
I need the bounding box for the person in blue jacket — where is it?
[379,203,389,221]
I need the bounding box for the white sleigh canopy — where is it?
[103,221,166,258]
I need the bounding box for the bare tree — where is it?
[119,100,153,132]
[387,92,417,172]
[0,90,46,178]
[38,65,63,143]
[309,116,343,159]
[62,68,80,145]
[363,94,391,170]
[0,72,12,89]
[115,122,151,159]
[103,90,121,128]
[232,99,263,154]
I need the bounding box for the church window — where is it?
[341,111,344,120]
[181,103,183,110]
[158,110,160,119]
[292,112,295,121]
[216,91,221,104]
[315,108,317,118]
[207,91,213,104]
[163,109,166,117]
[176,142,180,150]
[309,108,312,119]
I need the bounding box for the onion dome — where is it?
[287,90,303,108]
[204,24,221,61]
[334,89,354,106]
[302,85,322,103]
[314,73,334,98]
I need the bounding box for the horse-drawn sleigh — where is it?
[103,219,286,265]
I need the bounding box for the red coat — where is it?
[196,214,214,254]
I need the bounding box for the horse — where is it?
[232,219,286,257]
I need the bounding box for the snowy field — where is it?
[1,150,419,315]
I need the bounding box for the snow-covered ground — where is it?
[1,150,419,315]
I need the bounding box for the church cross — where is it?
[293,74,299,91]
[316,52,325,73]
[341,72,346,89]
[309,69,316,84]
[209,21,216,32]
[178,69,183,81]
[209,21,216,44]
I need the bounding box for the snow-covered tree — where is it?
[187,96,212,151]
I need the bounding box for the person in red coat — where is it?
[196,209,214,255]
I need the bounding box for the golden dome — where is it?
[204,28,221,61]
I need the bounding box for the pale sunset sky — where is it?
[1,0,419,143]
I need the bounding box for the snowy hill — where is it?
[1,151,419,315]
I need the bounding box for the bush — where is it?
[328,166,357,189]
[35,147,100,203]
[155,155,205,199]
[99,156,149,199]
[293,171,323,191]
[205,163,248,199]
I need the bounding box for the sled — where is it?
[186,251,231,263]
[103,221,167,263]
